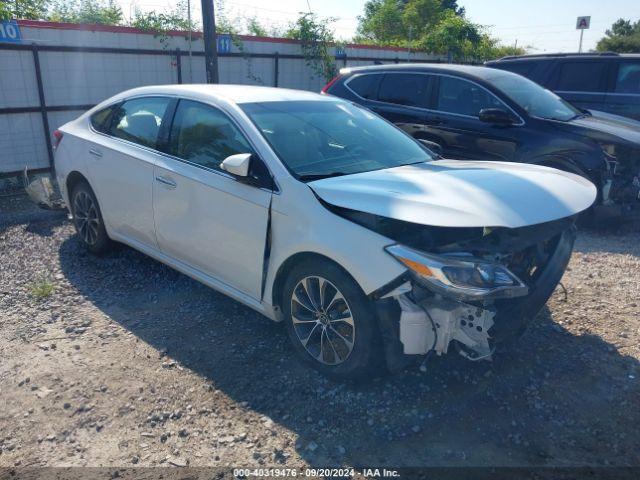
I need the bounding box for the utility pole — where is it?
[407,26,412,61]
[201,0,219,84]
[187,0,193,83]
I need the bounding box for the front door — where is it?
[425,75,520,161]
[152,99,272,299]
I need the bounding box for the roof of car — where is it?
[486,52,640,63]
[106,84,336,105]
[340,63,515,81]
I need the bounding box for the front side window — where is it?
[168,100,253,171]
[436,76,506,117]
[556,61,606,92]
[614,62,640,93]
[241,100,434,180]
[109,97,170,148]
[378,73,432,108]
[489,70,580,121]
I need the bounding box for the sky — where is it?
[118,0,640,53]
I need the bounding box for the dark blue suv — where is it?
[486,53,640,121]
[323,63,640,220]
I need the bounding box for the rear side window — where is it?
[347,74,381,99]
[498,61,537,78]
[555,61,606,92]
[436,76,506,117]
[90,106,116,133]
[109,97,170,148]
[614,62,640,93]
[168,100,253,172]
[378,73,432,108]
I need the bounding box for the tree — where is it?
[597,18,640,53]
[131,1,193,32]
[48,0,123,25]
[357,0,463,44]
[285,12,338,81]
[1,0,49,20]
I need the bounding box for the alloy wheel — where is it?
[290,276,356,365]
[73,191,100,246]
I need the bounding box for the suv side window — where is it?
[555,61,606,92]
[614,61,640,93]
[90,105,117,133]
[378,73,432,108]
[436,76,505,117]
[168,100,254,172]
[109,97,170,148]
[347,74,382,99]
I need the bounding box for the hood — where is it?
[571,110,640,145]
[309,160,597,228]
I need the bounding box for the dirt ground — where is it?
[1,194,639,473]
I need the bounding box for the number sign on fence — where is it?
[0,20,22,44]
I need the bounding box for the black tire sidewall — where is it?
[70,182,111,254]
[282,259,381,381]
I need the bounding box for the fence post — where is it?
[31,43,54,172]
[175,48,182,84]
[274,52,279,87]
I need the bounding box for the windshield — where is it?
[490,71,582,121]
[240,100,434,180]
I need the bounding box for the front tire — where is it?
[282,259,382,381]
[70,181,112,254]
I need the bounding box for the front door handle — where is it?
[155,176,177,189]
[89,148,103,157]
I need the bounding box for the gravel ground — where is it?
[1,194,639,471]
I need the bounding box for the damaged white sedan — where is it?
[54,85,596,380]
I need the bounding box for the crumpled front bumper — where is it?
[374,227,577,370]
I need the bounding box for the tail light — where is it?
[321,75,341,94]
[53,130,63,150]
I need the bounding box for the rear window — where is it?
[347,74,381,99]
[108,97,170,149]
[555,61,607,92]
[90,106,116,133]
[377,73,432,108]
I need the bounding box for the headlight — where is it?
[385,244,528,301]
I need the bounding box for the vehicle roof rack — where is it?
[495,52,620,61]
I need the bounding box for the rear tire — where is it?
[282,259,382,381]
[70,181,112,254]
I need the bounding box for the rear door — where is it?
[426,74,520,161]
[85,96,172,249]
[364,73,433,137]
[152,99,272,299]
[551,59,609,111]
[604,59,640,121]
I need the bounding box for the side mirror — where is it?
[479,108,516,126]
[418,139,443,156]
[220,153,252,177]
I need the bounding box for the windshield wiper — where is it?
[298,171,349,181]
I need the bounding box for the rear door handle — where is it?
[89,148,103,157]
[155,176,177,189]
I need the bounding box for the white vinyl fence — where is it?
[0,20,445,175]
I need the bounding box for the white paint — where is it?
[310,160,597,228]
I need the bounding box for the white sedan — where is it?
[53,85,596,380]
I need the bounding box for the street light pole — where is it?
[201,0,219,84]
